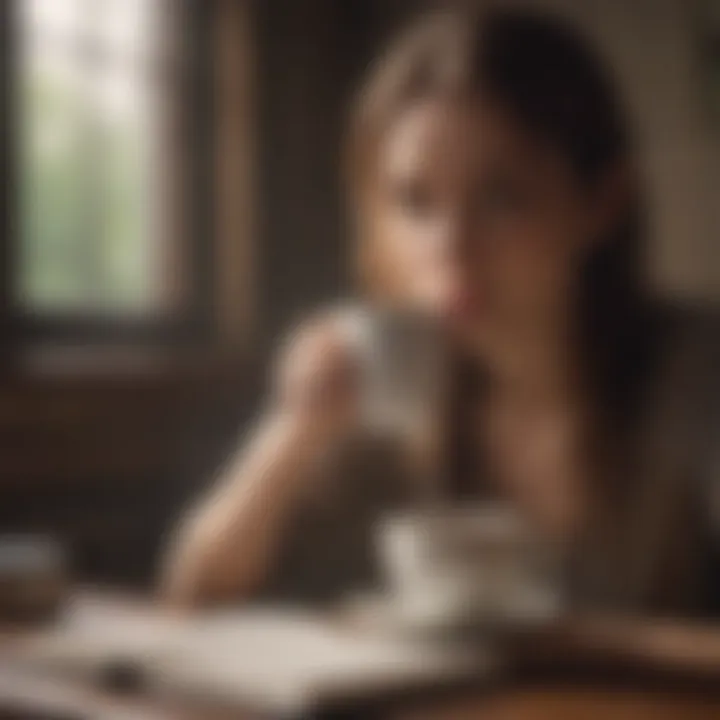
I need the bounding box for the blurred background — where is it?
[0,0,718,588]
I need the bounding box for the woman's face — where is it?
[369,98,607,356]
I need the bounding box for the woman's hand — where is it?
[160,311,362,608]
[269,311,362,451]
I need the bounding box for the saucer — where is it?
[340,584,562,638]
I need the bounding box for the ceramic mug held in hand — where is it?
[337,303,448,497]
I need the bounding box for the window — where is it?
[5,0,212,344]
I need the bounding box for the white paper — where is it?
[8,599,489,714]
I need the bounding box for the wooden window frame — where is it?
[0,0,233,365]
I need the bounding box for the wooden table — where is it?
[0,591,719,719]
[399,687,720,720]
[0,668,718,720]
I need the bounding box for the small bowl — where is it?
[375,505,563,634]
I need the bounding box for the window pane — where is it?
[17,0,176,318]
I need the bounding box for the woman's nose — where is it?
[434,208,479,266]
[425,218,474,286]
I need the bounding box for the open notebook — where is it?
[6,596,495,716]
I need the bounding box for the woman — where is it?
[162,6,719,616]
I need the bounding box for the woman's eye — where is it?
[483,184,522,214]
[393,180,435,218]
[475,176,527,218]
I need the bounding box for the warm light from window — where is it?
[18,0,176,318]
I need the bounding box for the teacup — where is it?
[376,504,563,632]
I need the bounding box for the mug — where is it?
[336,302,447,436]
[336,303,448,499]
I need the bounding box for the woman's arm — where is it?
[159,315,359,608]
[160,413,326,607]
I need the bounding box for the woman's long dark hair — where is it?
[347,5,654,498]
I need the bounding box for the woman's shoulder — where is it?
[651,300,720,354]
[664,299,719,400]
[643,300,720,403]
[654,299,720,512]
[635,300,719,495]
